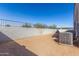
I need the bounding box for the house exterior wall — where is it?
[74,3,79,40]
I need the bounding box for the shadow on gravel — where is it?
[0,32,37,56]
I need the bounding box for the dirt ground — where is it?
[0,34,79,56]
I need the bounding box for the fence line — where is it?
[0,19,73,30]
[0,19,26,27]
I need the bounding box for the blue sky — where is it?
[0,3,74,27]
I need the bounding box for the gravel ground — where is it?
[0,34,79,56]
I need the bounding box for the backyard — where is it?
[0,34,79,56]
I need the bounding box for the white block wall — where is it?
[0,27,57,40]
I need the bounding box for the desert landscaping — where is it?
[0,3,78,56]
[0,33,79,56]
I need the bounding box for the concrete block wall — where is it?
[0,27,57,40]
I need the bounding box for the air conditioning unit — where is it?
[59,32,73,45]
